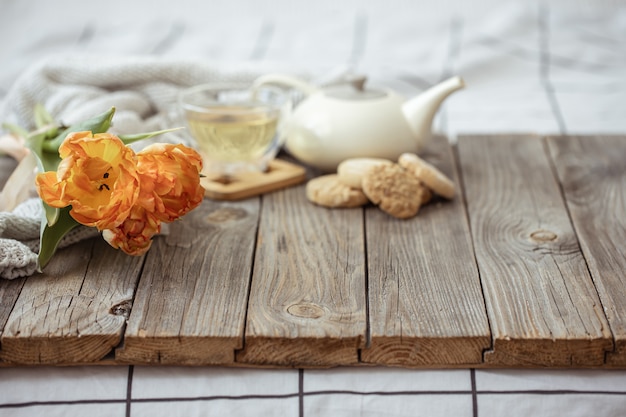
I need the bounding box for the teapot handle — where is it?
[252,74,318,96]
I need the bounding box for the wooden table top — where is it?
[1,134,624,368]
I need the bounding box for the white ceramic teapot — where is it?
[253,74,465,172]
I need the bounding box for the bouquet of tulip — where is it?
[3,105,204,271]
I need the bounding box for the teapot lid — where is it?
[323,76,388,100]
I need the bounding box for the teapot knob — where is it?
[346,75,367,91]
[324,75,387,100]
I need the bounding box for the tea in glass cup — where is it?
[179,82,290,179]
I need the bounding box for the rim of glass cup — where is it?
[178,83,288,115]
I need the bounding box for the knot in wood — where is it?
[530,229,557,242]
[109,300,132,317]
[205,208,247,224]
[286,303,325,319]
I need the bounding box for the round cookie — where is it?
[362,164,426,219]
[306,174,369,208]
[337,157,393,189]
[398,153,455,199]
[419,186,433,205]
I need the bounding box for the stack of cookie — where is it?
[306,153,455,219]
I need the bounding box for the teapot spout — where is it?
[401,76,465,144]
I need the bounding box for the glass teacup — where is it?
[178,82,290,179]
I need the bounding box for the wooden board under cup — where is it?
[201,159,307,200]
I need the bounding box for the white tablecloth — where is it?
[1,0,626,416]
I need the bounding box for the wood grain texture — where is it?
[0,239,143,364]
[548,135,626,365]
[0,156,27,363]
[3,137,626,368]
[236,185,366,367]
[458,135,613,366]
[116,198,260,365]
[0,278,25,335]
[362,135,491,366]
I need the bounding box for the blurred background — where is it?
[1,0,625,139]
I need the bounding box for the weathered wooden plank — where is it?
[548,135,626,366]
[3,137,625,369]
[0,238,143,364]
[0,154,26,328]
[236,184,366,367]
[116,198,259,365]
[0,156,27,363]
[362,135,491,366]
[0,278,25,335]
[458,134,613,366]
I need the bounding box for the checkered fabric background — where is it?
[1,0,626,416]
[2,367,626,416]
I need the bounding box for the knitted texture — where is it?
[0,198,100,279]
[0,239,38,279]
[0,55,307,147]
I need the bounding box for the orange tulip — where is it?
[136,143,204,222]
[35,131,140,230]
[102,205,161,255]
[102,144,203,255]
[36,130,204,256]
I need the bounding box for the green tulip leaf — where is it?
[25,130,50,173]
[38,205,80,271]
[43,201,60,227]
[119,127,184,145]
[1,122,29,139]
[34,103,55,129]
[41,107,116,154]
